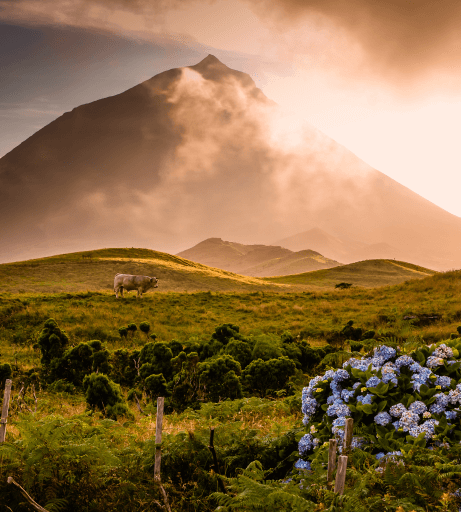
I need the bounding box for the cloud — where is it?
[245,0,461,83]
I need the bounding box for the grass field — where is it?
[1,249,461,511]
[0,248,437,294]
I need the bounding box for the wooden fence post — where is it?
[153,397,172,512]
[327,438,337,487]
[343,418,354,455]
[334,455,348,495]
[154,397,164,482]
[0,379,12,443]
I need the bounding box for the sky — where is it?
[1,0,461,218]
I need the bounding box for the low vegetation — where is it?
[1,250,461,511]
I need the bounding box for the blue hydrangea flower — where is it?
[395,355,414,368]
[449,389,461,404]
[375,452,386,460]
[294,459,312,470]
[432,344,453,359]
[334,369,349,381]
[409,362,423,373]
[446,410,458,420]
[434,392,450,407]
[366,376,381,388]
[429,403,446,414]
[351,437,366,449]
[330,381,342,394]
[392,420,400,430]
[352,382,361,389]
[389,403,407,417]
[299,434,314,454]
[341,389,355,402]
[302,397,318,415]
[409,401,427,414]
[374,411,392,425]
[382,373,398,385]
[435,376,452,389]
[374,345,396,362]
[399,411,419,432]
[357,393,373,405]
[426,356,444,368]
[324,370,336,380]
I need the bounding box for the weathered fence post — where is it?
[0,379,12,443]
[334,455,348,495]
[154,397,172,512]
[154,397,164,481]
[327,438,337,487]
[343,418,354,455]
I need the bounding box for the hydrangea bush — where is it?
[297,341,461,466]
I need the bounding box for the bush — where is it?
[139,321,150,338]
[243,357,296,397]
[297,341,461,470]
[224,339,252,369]
[83,373,132,420]
[211,323,241,345]
[198,355,243,402]
[145,373,169,400]
[38,318,69,368]
[118,326,128,340]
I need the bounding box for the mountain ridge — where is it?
[176,237,341,276]
[1,55,461,269]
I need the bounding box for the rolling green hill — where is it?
[267,259,437,288]
[0,248,436,294]
[0,248,285,294]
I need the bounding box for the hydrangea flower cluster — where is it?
[297,342,461,467]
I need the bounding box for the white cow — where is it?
[114,273,159,298]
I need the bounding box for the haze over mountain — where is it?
[1,55,461,269]
[275,227,403,265]
[177,237,341,277]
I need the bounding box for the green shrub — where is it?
[83,373,132,420]
[211,323,241,345]
[145,373,169,400]
[38,318,69,368]
[224,339,252,369]
[198,355,243,402]
[118,326,128,340]
[139,321,150,338]
[242,357,296,397]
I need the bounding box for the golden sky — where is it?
[2,0,461,217]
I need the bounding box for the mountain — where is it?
[275,227,403,264]
[1,54,461,269]
[176,237,341,276]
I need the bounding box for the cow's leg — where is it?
[137,288,142,299]
[120,286,124,298]
[114,286,120,298]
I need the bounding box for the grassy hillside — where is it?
[0,248,285,294]
[268,258,436,288]
[0,249,435,295]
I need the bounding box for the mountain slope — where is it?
[1,55,461,269]
[177,238,341,276]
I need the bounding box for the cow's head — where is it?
[150,277,159,288]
